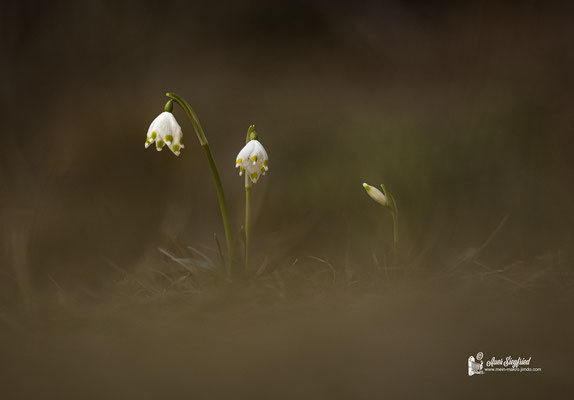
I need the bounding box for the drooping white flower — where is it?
[363,183,388,206]
[236,139,269,183]
[145,111,184,156]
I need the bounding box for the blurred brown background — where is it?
[1,0,573,398]
[2,0,574,286]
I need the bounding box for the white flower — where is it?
[362,183,388,206]
[145,111,184,156]
[235,139,268,183]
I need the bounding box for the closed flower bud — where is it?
[363,183,388,206]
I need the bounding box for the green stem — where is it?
[244,128,253,273]
[166,92,234,273]
[245,178,252,273]
[380,183,398,266]
[392,210,398,265]
[166,92,208,145]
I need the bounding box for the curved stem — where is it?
[166,92,234,273]
[166,92,208,145]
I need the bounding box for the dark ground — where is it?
[1,274,573,398]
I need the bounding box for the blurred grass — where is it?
[0,250,572,398]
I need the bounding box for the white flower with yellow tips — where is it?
[236,139,268,184]
[145,111,184,156]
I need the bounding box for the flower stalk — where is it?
[166,92,234,273]
[244,126,255,272]
[363,182,399,261]
[380,182,399,252]
[236,125,268,273]
[245,176,252,272]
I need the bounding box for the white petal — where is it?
[166,134,184,156]
[252,140,268,161]
[244,164,257,182]
[147,112,170,137]
[236,141,256,165]
[248,169,260,183]
[250,140,269,172]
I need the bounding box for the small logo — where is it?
[468,353,484,376]
[467,352,541,375]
